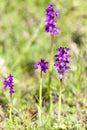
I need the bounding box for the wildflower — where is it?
[54,47,70,79]
[45,4,60,35]
[4,74,14,94]
[34,59,48,73]
[34,59,48,124]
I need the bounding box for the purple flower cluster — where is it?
[34,59,48,73]
[54,47,70,79]
[45,4,60,35]
[4,74,14,94]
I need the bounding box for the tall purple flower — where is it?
[34,59,48,73]
[54,47,70,79]
[4,74,14,94]
[45,4,60,35]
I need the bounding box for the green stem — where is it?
[49,34,54,73]
[9,94,12,121]
[58,79,62,122]
[49,34,54,117]
[39,70,42,125]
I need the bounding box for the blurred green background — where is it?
[0,0,87,129]
[0,0,87,91]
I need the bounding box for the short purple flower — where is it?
[34,59,48,73]
[45,4,60,35]
[54,47,70,79]
[4,74,14,94]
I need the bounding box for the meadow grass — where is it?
[0,0,87,129]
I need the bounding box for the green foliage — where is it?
[0,0,87,129]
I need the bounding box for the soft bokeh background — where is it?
[0,0,87,129]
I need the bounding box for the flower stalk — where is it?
[49,33,54,116]
[39,69,42,125]
[45,4,60,118]
[58,79,62,122]
[9,94,13,121]
[34,59,48,125]
[49,34,54,72]
[3,74,14,121]
[54,47,70,122]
